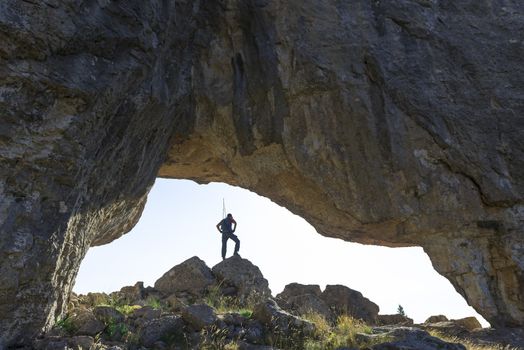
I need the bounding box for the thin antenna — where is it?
[222,198,226,219]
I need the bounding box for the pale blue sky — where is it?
[74,179,487,326]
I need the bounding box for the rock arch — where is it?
[1,0,523,346]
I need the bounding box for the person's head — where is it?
[227,213,233,219]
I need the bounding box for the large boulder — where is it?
[453,317,482,331]
[154,256,215,297]
[420,317,482,338]
[321,285,379,324]
[252,299,315,338]
[93,306,125,325]
[180,304,218,331]
[68,309,105,337]
[425,315,449,323]
[211,256,271,302]
[364,327,466,350]
[276,283,332,321]
[111,282,146,305]
[138,315,184,347]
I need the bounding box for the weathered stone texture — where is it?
[160,0,524,329]
[0,0,194,345]
[1,0,523,346]
[154,256,216,296]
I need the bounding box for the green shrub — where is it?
[55,316,76,335]
[116,304,141,315]
[145,296,164,310]
[397,304,406,317]
[105,319,128,338]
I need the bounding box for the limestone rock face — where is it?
[159,0,524,330]
[1,0,524,345]
[0,0,192,345]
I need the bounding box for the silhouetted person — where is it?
[216,213,240,260]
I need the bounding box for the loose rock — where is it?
[181,304,218,331]
[68,309,105,336]
[138,315,184,347]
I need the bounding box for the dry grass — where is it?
[429,330,520,350]
[301,313,375,350]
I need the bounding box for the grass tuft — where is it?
[301,313,375,350]
[115,304,141,315]
[428,330,520,350]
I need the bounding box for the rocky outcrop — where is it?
[425,315,449,324]
[212,255,271,302]
[377,314,414,326]
[1,0,524,345]
[32,256,514,350]
[276,282,382,325]
[363,327,466,350]
[154,256,216,297]
[276,283,333,322]
[421,317,484,338]
[252,299,316,339]
[321,285,380,324]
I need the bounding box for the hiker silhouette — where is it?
[216,213,240,260]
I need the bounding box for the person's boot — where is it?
[234,252,241,258]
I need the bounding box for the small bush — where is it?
[116,304,141,315]
[55,316,76,335]
[238,308,253,319]
[205,284,255,318]
[145,296,164,310]
[105,319,128,339]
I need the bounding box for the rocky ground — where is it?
[32,256,523,350]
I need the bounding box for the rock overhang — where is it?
[0,0,523,346]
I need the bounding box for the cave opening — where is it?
[74,178,488,326]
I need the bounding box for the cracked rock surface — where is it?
[0,0,523,346]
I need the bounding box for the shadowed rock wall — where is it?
[159,0,524,328]
[0,0,523,346]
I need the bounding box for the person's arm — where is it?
[216,221,223,233]
[231,219,237,232]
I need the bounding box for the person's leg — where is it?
[230,233,240,255]
[221,233,228,260]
